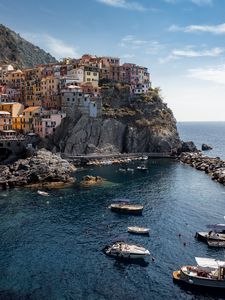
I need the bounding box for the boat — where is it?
[140,155,148,161]
[103,241,150,259]
[196,224,225,243]
[37,190,49,196]
[119,168,126,172]
[128,226,150,235]
[207,240,225,248]
[126,168,134,172]
[173,257,225,289]
[109,203,143,215]
[137,166,148,171]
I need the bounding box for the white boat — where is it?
[109,203,143,215]
[119,168,126,172]
[103,241,150,259]
[207,240,225,248]
[126,168,134,172]
[128,226,150,235]
[173,257,225,289]
[140,155,148,161]
[137,166,147,171]
[196,223,225,243]
[37,190,49,196]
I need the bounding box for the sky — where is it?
[0,0,225,121]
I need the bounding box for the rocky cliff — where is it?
[0,24,57,68]
[50,85,183,155]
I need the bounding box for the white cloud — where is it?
[164,0,213,5]
[159,46,224,63]
[21,32,79,59]
[96,0,146,11]
[188,64,225,84]
[169,23,225,34]
[121,53,135,58]
[120,35,163,54]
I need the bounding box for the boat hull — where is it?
[173,269,225,289]
[128,227,149,235]
[110,206,143,215]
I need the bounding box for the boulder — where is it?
[180,141,198,153]
[202,144,213,151]
[80,175,106,187]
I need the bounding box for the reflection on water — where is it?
[1,159,225,299]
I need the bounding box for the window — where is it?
[87,72,91,75]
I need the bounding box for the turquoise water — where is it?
[1,122,225,299]
[1,157,225,299]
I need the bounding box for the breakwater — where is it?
[179,152,225,185]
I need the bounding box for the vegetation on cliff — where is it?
[0,24,57,68]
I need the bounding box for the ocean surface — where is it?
[1,122,225,300]
[178,122,225,159]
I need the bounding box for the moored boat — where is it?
[37,190,49,196]
[173,257,225,289]
[196,224,225,243]
[207,240,225,248]
[103,241,150,259]
[128,226,150,235]
[109,203,143,215]
[137,166,148,171]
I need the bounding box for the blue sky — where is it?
[1,0,225,121]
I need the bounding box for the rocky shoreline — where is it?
[179,152,225,185]
[0,149,76,190]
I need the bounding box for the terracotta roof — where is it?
[24,106,40,112]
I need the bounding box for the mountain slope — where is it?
[0,24,57,68]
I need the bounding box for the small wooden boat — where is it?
[173,257,225,289]
[37,190,49,197]
[128,226,150,235]
[109,203,143,215]
[103,241,150,259]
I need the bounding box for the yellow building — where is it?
[3,69,25,88]
[0,111,12,131]
[83,67,99,88]
[22,106,41,133]
[0,102,25,132]
[0,102,24,117]
[41,76,59,97]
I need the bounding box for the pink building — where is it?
[33,111,66,137]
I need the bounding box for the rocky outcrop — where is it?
[202,143,213,151]
[179,152,225,185]
[179,141,198,154]
[0,149,76,190]
[50,87,182,155]
[80,175,106,187]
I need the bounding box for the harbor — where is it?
[1,158,225,299]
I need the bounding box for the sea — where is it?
[1,122,225,300]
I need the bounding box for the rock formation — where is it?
[202,143,213,151]
[179,152,225,186]
[51,86,184,155]
[80,175,106,187]
[0,149,76,190]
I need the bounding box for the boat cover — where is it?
[206,224,225,232]
[195,257,225,269]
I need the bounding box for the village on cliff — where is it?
[0,55,151,139]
